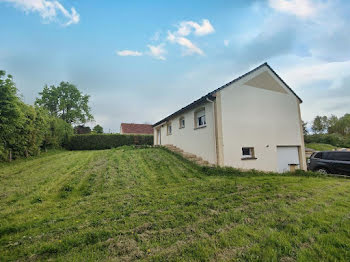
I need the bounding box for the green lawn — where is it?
[1,147,350,261]
[305,143,338,151]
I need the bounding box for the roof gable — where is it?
[244,71,288,94]
[153,62,302,127]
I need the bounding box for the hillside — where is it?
[1,147,350,261]
[305,143,338,151]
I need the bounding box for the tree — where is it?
[321,116,329,133]
[327,115,339,134]
[43,117,74,149]
[93,124,103,134]
[312,115,329,134]
[0,71,76,161]
[312,116,323,134]
[36,82,93,124]
[333,114,350,136]
[302,120,308,136]
[0,71,24,160]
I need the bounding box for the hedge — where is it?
[305,133,350,148]
[66,134,153,150]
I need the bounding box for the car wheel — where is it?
[316,168,328,174]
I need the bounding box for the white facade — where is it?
[154,102,217,164]
[153,63,306,172]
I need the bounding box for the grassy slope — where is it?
[1,148,350,261]
[305,143,338,151]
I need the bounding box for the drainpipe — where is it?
[206,97,218,165]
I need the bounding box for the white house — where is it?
[153,63,306,173]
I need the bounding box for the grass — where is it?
[305,143,338,151]
[1,147,350,261]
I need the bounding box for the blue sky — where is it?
[1,0,350,132]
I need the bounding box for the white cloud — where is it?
[268,0,322,18]
[147,44,166,60]
[116,50,143,56]
[281,60,350,88]
[116,18,212,60]
[177,19,215,36]
[167,31,203,56]
[224,40,230,47]
[0,0,80,26]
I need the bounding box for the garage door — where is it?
[277,146,300,173]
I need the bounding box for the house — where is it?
[120,123,153,135]
[153,63,307,173]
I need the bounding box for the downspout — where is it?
[206,97,218,165]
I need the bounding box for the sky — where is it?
[0,0,350,132]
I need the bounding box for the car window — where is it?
[323,152,334,160]
[332,152,350,161]
[313,152,323,159]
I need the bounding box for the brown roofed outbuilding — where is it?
[120,123,153,135]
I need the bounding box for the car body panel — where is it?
[307,151,350,175]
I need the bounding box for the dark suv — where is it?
[308,151,350,175]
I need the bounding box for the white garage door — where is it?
[277,146,300,173]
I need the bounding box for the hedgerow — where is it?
[66,134,153,150]
[0,71,74,161]
[305,133,350,148]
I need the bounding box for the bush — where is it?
[66,134,153,150]
[305,133,350,148]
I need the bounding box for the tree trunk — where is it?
[9,149,12,162]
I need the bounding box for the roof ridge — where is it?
[153,62,301,127]
[121,123,152,125]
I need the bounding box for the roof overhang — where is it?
[152,94,216,127]
[152,62,302,127]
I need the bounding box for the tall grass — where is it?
[1,147,350,261]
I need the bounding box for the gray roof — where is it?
[153,62,302,127]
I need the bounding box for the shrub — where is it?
[66,134,153,150]
[305,133,350,148]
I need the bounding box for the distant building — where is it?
[74,125,91,134]
[120,123,153,135]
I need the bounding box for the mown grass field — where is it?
[305,143,338,151]
[1,147,350,261]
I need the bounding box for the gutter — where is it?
[206,97,218,165]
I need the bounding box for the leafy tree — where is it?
[43,117,74,149]
[333,114,350,136]
[327,115,339,134]
[1,71,75,161]
[311,115,329,134]
[312,116,325,134]
[0,71,23,160]
[93,124,103,134]
[302,120,308,136]
[321,116,328,133]
[36,82,93,124]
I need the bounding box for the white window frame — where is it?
[179,117,185,129]
[167,123,172,135]
[195,108,206,128]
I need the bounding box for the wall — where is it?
[220,67,305,172]
[154,102,217,164]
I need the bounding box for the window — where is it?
[313,152,323,159]
[167,123,172,135]
[195,109,206,128]
[179,117,185,129]
[242,147,255,159]
[326,152,350,161]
